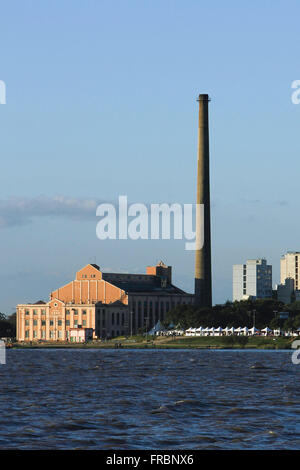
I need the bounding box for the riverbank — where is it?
[11,335,295,349]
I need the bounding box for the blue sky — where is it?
[0,0,300,312]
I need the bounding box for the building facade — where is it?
[233,258,272,302]
[16,261,194,341]
[280,252,300,291]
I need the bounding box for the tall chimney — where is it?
[194,94,212,307]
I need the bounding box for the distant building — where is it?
[274,252,300,304]
[69,328,93,343]
[275,278,300,304]
[276,278,295,304]
[16,261,193,342]
[233,258,272,302]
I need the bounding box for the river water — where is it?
[0,349,299,449]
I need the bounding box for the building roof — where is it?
[102,273,187,295]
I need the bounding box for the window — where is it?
[42,321,46,326]
[41,309,46,315]
[66,310,70,315]
[66,320,70,326]
[41,331,46,339]
[33,309,37,315]
[73,309,78,315]
[25,310,30,315]
[25,330,29,338]
[25,320,29,326]
[33,331,37,338]
[82,310,86,315]
[50,320,54,326]
[82,320,86,326]
[58,320,62,326]
[112,313,115,325]
[74,320,78,326]
[33,320,37,326]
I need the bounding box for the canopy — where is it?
[148,320,165,335]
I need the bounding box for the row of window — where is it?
[24,309,90,316]
[24,319,88,326]
[25,331,64,339]
[25,309,46,315]
[131,300,183,315]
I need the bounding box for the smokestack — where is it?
[194,94,212,307]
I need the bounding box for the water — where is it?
[0,349,300,449]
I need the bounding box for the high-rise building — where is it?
[280,252,300,291]
[233,259,272,302]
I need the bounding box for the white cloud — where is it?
[0,195,104,228]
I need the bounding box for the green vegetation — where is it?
[0,312,16,338]
[164,299,300,331]
[13,334,293,350]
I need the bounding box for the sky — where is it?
[0,0,300,313]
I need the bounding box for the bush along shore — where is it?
[12,334,294,350]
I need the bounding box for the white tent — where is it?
[241,327,249,336]
[249,327,259,336]
[148,320,165,336]
[235,327,242,336]
[203,327,210,336]
[185,327,196,337]
[223,327,231,336]
[214,327,223,336]
[261,327,272,336]
[195,327,203,337]
[174,329,184,336]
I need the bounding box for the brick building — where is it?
[16,261,193,341]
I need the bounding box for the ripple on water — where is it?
[0,349,299,449]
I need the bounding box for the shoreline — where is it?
[9,336,294,350]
